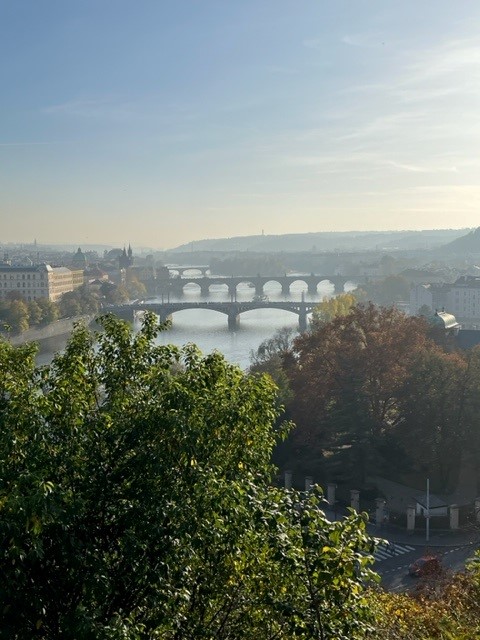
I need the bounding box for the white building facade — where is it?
[0,264,83,303]
[446,276,480,322]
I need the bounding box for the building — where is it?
[71,247,88,270]
[0,264,83,303]
[118,245,133,270]
[430,310,461,335]
[409,283,450,315]
[446,276,480,323]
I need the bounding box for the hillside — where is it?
[441,227,480,253]
[170,229,469,253]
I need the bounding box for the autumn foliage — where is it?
[275,303,479,492]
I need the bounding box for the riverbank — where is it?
[8,315,94,347]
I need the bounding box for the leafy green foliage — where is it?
[58,284,101,317]
[310,293,357,330]
[371,561,480,639]
[0,313,377,639]
[249,326,297,407]
[355,275,409,306]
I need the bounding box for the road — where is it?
[323,506,480,592]
[375,540,479,591]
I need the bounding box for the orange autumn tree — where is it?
[285,304,435,484]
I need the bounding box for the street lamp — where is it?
[426,477,430,543]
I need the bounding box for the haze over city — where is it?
[2,1,480,247]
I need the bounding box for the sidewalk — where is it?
[368,521,480,548]
[324,505,480,548]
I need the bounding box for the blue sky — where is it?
[2,1,480,248]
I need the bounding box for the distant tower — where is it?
[118,245,133,269]
[72,247,87,269]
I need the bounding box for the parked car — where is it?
[408,555,442,577]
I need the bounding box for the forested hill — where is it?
[170,228,469,253]
[440,226,480,253]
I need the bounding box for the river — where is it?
[147,278,355,368]
[35,279,354,369]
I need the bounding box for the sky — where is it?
[2,1,480,249]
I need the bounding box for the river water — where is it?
[149,279,351,369]
[35,278,354,369]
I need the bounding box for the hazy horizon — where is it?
[2,2,480,247]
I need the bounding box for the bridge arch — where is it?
[262,279,283,293]
[181,280,204,293]
[124,300,317,332]
[181,268,206,276]
[289,278,309,290]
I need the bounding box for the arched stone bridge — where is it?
[160,274,366,296]
[108,300,319,332]
[166,265,210,276]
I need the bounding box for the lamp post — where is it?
[426,477,430,543]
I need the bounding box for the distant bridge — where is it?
[108,300,319,332]
[158,274,367,296]
[166,265,210,276]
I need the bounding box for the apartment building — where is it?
[409,283,450,315]
[446,276,480,322]
[0,264,84,303]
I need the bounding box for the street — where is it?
[375,540,479,592]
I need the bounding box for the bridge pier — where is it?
[158,313,172,326]
[332,279,346,294]
[281,281,290,295]
[228,283,237,297]
[228,312,240,331]
[112,307,135,323]
[255,282,264,296]
[307,283,317,295]
[298,308,308,332]
[200,280,210,296]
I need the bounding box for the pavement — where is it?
[324,505,480,549]
[367,521,480,548]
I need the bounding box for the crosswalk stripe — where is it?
[372,543,416,562]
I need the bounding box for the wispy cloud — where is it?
[336,111,427,142]
[385,160,459,174]
[341,32,386,48]
[43,98,135,120]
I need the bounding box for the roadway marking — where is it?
[373,542,416,562]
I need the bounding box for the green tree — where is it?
[417,304,432,317]
[7,299,29,333]
[27,300,44,326]
[125,273,147,299]
[0,313,377,639]
[354,276,409,306]
[310,293,357,329]
[59,285,101,317]
[58,293,82,317]
[103,283,130,304]
[397,348,468,491]
[36,298,59,324]
[250,326,296,407]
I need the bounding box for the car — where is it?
[408,555,442,577]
